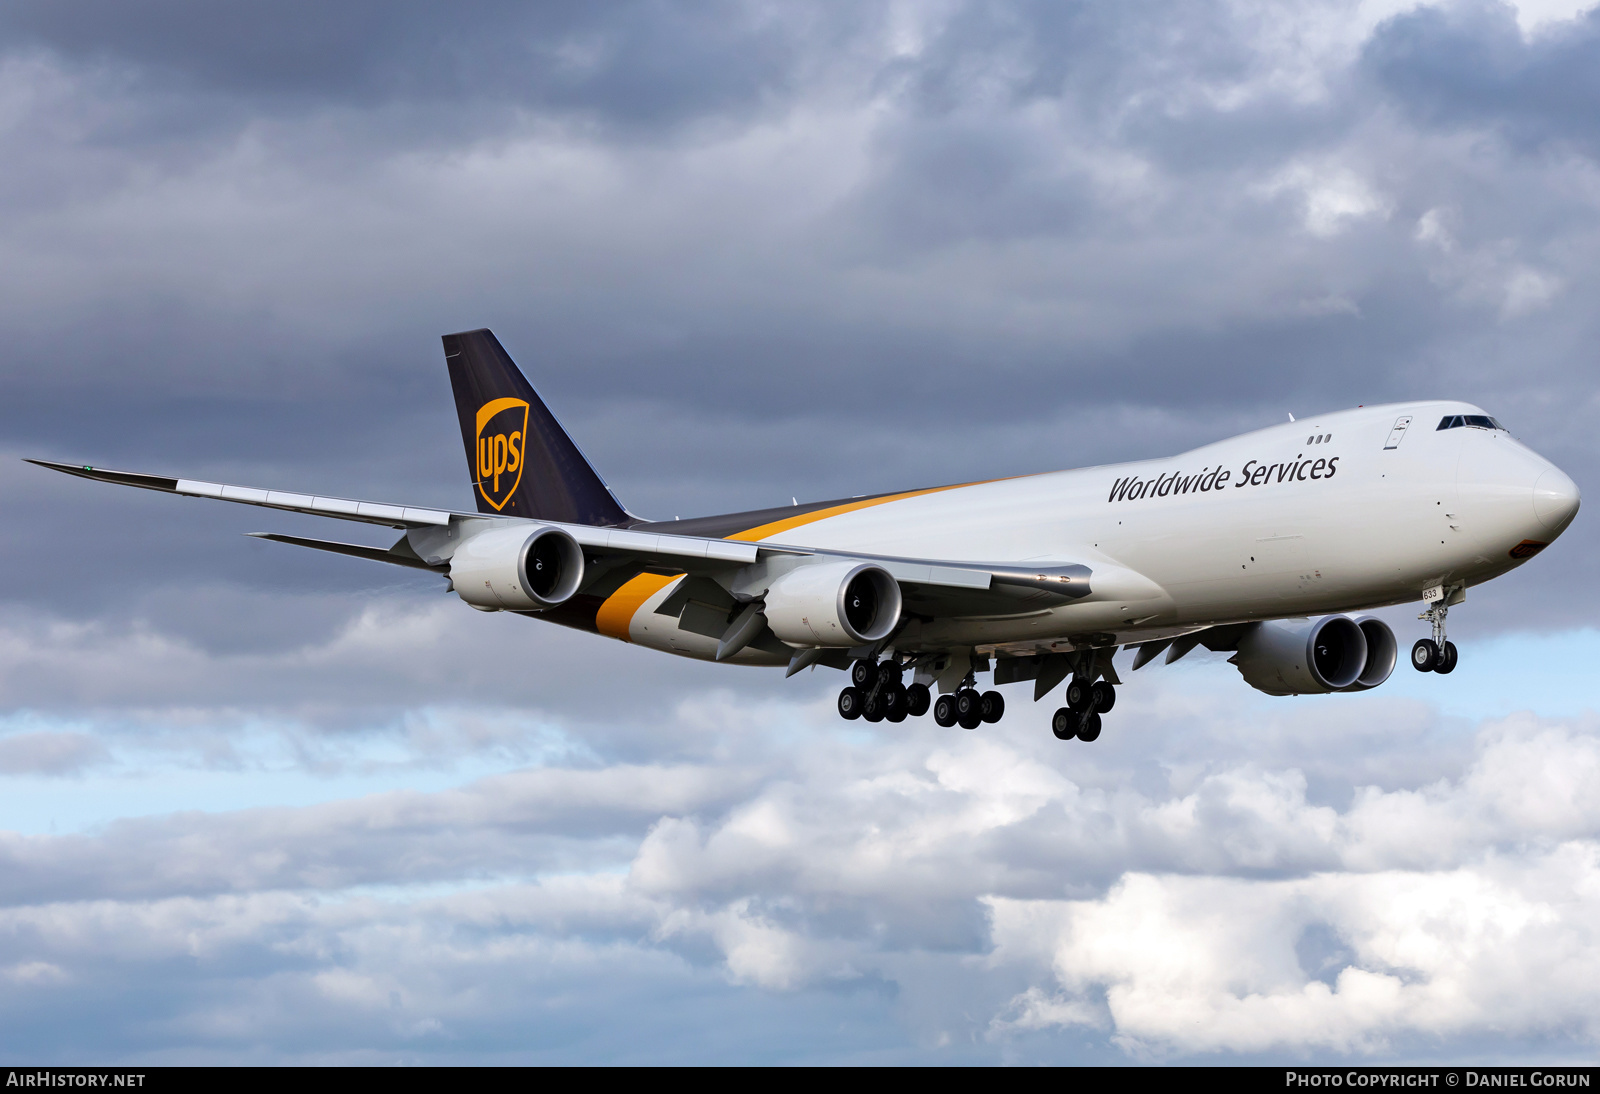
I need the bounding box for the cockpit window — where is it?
[1437,414,1507,432]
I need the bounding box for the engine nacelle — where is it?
[1340,615,1397,692]
[762,561,902,647]
[1233,615,1368,695]
[449,524,584,611]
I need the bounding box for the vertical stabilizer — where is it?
[442,329,631,527]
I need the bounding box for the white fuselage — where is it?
[615,401,1579,664]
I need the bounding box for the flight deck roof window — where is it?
[1437,414,1507,431]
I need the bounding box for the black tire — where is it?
[955,688,982,721]
[958,708,982,730]
[1077,710,1102,742]
[1435,640,1458,674]
[933,694,958,728]
[1065,680,1089,711]
[851,659,879,688]
[1411,639,1438,672]
[980,690,1005,723]
[1090,682,1115,713]
[906,683,931,717]
[837,687,864,720]
[882,684,907,719]
[862,692,885,722]
[1052,707,1076,740]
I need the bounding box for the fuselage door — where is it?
[1383,415,1413,450]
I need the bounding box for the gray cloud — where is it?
[0,1,824,129]
[1366,3,1600,152]
[0,731,107,775]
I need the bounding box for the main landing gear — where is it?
[1411,599,1458,675]
[837,653,1118,743]
[837,659,997,729]
[838,658,932,724]
[932,682,1004,730]
[1052,679,1114,743]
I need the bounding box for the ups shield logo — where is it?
[475,397,530,511]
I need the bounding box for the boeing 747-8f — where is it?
[30,329,1581,741]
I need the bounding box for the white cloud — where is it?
[1505,0,1600,36]
[0,687,1593,1062]
[1259,163,1390,237]
[1412,206,1566,320]
[988,850,1600,1055]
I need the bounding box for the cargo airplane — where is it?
[30,330,1582,741]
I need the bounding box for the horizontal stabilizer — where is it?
[246,532,445,571]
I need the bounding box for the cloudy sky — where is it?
[0,0,1597,1064]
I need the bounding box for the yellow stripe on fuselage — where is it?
[724,482,976,543]
[593,480,985,642]
[595,572,681,640]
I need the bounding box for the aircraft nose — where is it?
[1533,466,1581,532]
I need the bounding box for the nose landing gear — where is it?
[1413,597,1459,674]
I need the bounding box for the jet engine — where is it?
[1339,615,1398,692]
[1232,615,1370,695]
[762,560,902,647]
[449,524,584,611]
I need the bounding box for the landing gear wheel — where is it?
[1077,710,1102,742]
[837,687,864,720]
[1065,680,1089,711]
[955,688,983,730]
[862,691,885,722]
[850,659,879,688]
[1411,639,1439,672]
[883,684,909,722]
[933,694,958,728]
[1090,682,1115,713]
[1052,707,1076,741]
[906,683,931,717]
[980,690,1005,724]
[1435,640,1458,674]
[954,688,982,722]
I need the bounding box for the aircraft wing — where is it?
[26,459,458,529]
[26,458,1149,605]
[26,458,772,573]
